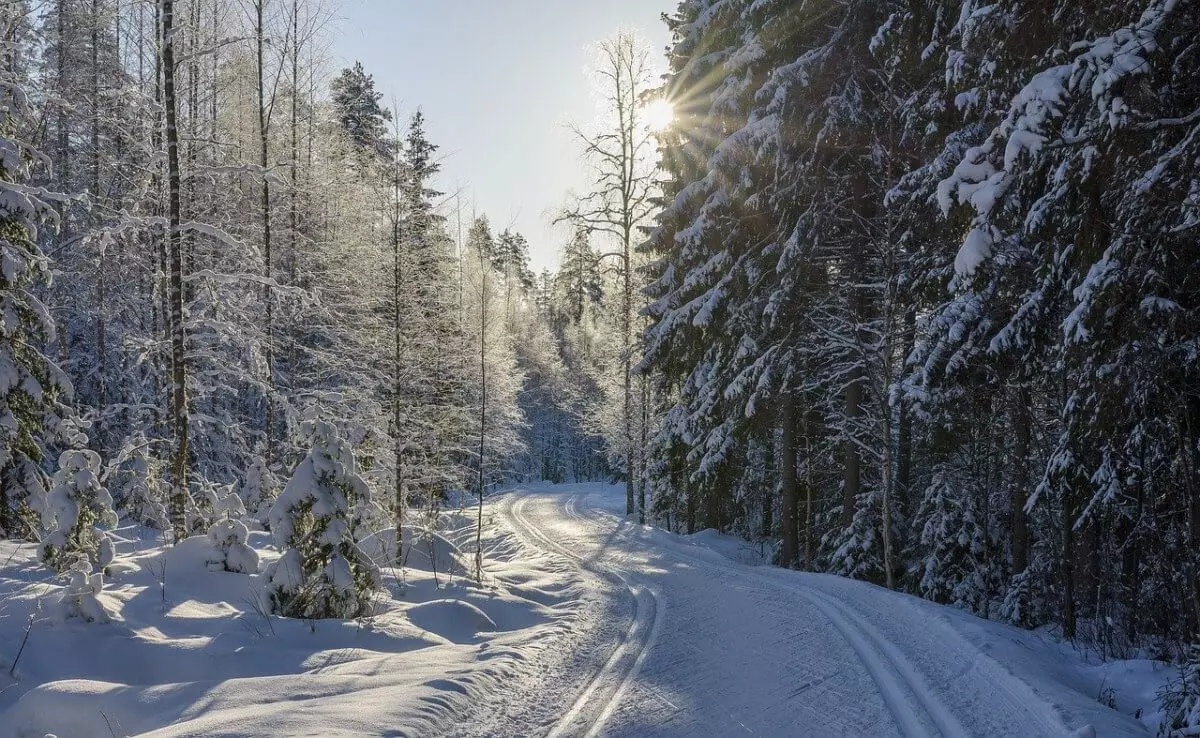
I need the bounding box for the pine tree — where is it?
[113,433,169,530]
[646,0,1200,652]
[913,463,991,612]
[553,228,602,327]
[330,61,392,156]
[241,454,279,524]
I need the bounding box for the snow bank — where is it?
[0,491,571,738]
[405,599,497,644]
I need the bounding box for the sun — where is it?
[645,99,675,132]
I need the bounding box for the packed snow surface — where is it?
[0,484,1168,736]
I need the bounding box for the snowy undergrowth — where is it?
[0,497,577,738]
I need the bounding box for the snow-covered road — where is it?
[493,485,1149,738]
[0,483,1156,737]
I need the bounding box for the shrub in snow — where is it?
[38,450,117,573]
[206,518,259,574]
[54,557,112,623]
[361,526,470,578]
[186,477,220,534]
[113,433,169,530]
[263,420,379,619]
[240,456,279,524]
[214,483,246,519]
[186,478,244,536]
[1160,646,1200,736]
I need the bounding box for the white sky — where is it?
[332,0,674,272]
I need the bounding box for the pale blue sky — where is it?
[332,1,674,271]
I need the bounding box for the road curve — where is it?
[498,492,662,738]
[496,485,1102,737]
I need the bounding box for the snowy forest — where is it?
[0,0,1199,735]
[643,0,1200,658]
[0,0,617,592]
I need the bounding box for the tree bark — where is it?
[780,393,799,567]
[638,374,648,524]
[476,236,488,581]
[288,0,299,375]
[162,0,190,542]
[1011,387,1032,573]
[623,225,634,517]
[1061,488,1076,638]
[841,376,862,528]
[256,0,275,467]
[804,412,815,566]
[761,431,774,539]
[91,0,107,444]
[392,157,405,564]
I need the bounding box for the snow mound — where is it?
[360,526,470,578]
[5,679,154,738]
[684,528,769,565]
[160,535,221,573]
[405,599,496,643]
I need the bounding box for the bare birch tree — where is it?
[559,32,659,519]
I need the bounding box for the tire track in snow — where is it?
[575,495,1067,738]
[787,587,966,737]
[775,576,1067,738]
[498,492,662,738]
[560,494,667,736]
[567,496,959,738]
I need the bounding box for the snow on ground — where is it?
[503,484,1166,737]
[0,483,1175,736]
[0,505,580,738]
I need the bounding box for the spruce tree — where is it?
[0,27,79,539]
[38,450,117,572]
[264,420,379,619]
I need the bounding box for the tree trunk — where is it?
[896,309,915,498]
[162,0,190,543]
[288,0,299,377]
[1185,396,1200,634]
[685,486,695,534]
[256,0,275,467]
[804,412,815,566]
[1062,488,1076,639]
[476,240,488,582]
[841,375,862,527]
[56,0,69,198]
[780,394,799,567]
[761,431,774,539]
[623,228,634,517]
[392,162,404,563]
[638,374,648,524]
[880,424,895,590]
[91,0,106,445]
[1011,387,1032,574]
